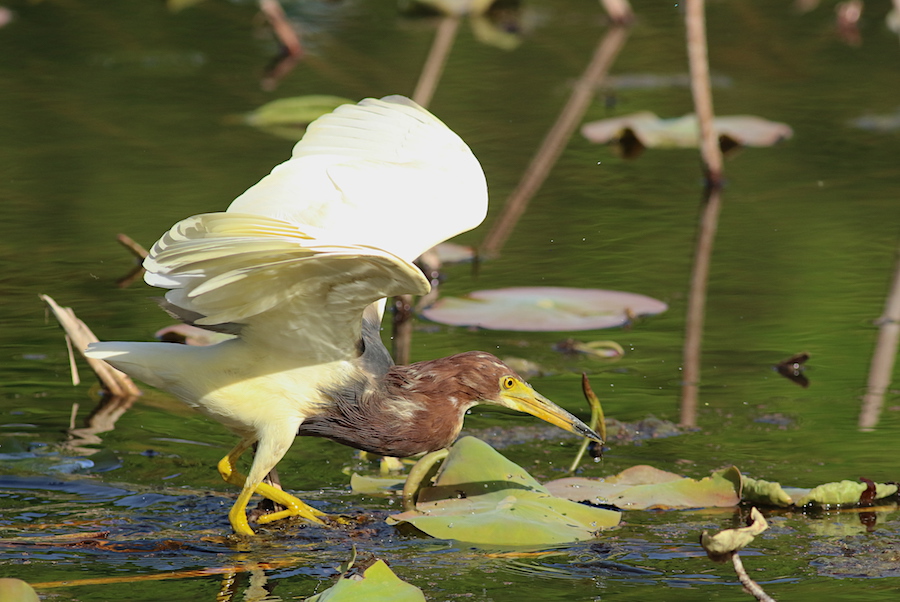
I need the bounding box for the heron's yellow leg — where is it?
[228,484,258,536]
[216,441,325,534]
[216,441,258,535]
[217,440,253,488]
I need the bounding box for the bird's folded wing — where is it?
[226,96,488,263]
[144,212,429,356]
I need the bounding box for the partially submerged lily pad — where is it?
[547,467,896,510]
[545,465,742,510]
[581,112,793,150]
[743,476,898,508]
[387,437,620,546]
[421,287,667,331]
[306,559,426,602]
[350,473,406,495]
[243,95,355,140]
[0,578,40,602]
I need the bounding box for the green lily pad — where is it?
[741,476,795,507]
[0,579,39,602]
[581,112,793,149]
[387,437,620,546]
[545,465,742,510]
[349,473,406,495]
[243,95,355,140]
[421,287,667,331]
[743,476,898,508]
[306,559,426,602]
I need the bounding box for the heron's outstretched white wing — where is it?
[226,96,488,263]
[144,212,429,359]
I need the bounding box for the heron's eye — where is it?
[502,376,516,390]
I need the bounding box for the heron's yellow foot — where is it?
[254,481,326,525]
[217,452,326,534]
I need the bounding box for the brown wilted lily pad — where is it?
[421,287,667,331]
[545,465,742,510]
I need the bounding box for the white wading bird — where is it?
[86,96,602,536]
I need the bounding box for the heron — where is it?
[86,96,602,536]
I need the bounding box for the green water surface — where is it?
[2,0,900,600]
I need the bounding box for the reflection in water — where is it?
[859,249,900,429]
[679,183,721,427]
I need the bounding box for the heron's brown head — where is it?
[431,351,604,445]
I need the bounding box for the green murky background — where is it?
[2,0,900,599]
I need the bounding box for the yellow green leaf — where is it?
[700,507,769,561]
[306,560,425,602]
[387,437,620,546]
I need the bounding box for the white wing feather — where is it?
[139,95,483,361]
[226,96,488,263]
[144,212,428,359]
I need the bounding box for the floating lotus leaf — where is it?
[849,108,900,132]
[244,95,355,140]
[387,437,620,546]
[742,476,897,507]
[741,476,794,507]
[545,465,741,510]
[306,560,425,602]
[700,507,769,561]
[421,287,667,331]
[349,473,405,495]
[0,579,39,602]
[581,112,793,149]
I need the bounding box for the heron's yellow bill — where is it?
[497,377,604,445]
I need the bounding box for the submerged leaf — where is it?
[387,437,620,546]
[306,559,426,602]
[546,466,741,510]
[421,287,667,331]
[581,112,793,149]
